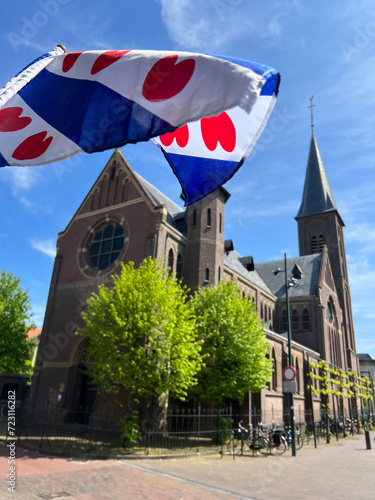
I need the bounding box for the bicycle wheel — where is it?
[253,437,271,456]
[227,437,243,455]
[272,435,287,455]
[296,434,303,450]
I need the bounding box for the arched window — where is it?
[272,348,277,390]
[205,267,210,282]
[168,248,174,274]
[266,351,270,390]
[327,301,333,323]
[311,236,318,253]
[219,213,223,233]
[176,253,182,280]
[207,208,211,227]
[282,310,288,331]
[292,309,299,332]
[260,303,264,319]
[327,298,340,367]
[295,357,300,393]
[218,266,221,281]
[302,309,310,330]
[318,234,325,251]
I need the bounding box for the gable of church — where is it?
[75,150,156,220]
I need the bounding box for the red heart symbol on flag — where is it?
[12,131,53,161]
[62,52,83,73]
[200,112,236,153]
[142,55,195,102]
[160,124,189,148]
[91,50,131,75]
[0,107,32,132]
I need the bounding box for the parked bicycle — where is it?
[268,424,287,455]
[227,421,286,455]
[283,424,304,450]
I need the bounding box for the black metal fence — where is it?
[0,402,372,457]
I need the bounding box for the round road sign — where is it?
[283,366,297,382]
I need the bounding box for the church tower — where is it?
[295,101,357,369]
[184,188,230,292]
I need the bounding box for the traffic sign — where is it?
[283,366,297,382]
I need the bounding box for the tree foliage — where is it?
[77,257,203,403]
[189,279,272,405]
[0,269,35,374]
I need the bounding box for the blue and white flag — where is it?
[0,46,280,205]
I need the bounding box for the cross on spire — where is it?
[308,96,315,129]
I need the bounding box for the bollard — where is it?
[365,430,371,450]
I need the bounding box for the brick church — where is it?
[29,124,359,422]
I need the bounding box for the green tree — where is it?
[78,257,203,437]
[190,279,272,405]
[0,269,35,375]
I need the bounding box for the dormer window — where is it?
[292,264,303,280]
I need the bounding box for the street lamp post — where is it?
[274,253,297,457]
[284,253,297,457]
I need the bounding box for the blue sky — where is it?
[1,1,375,357]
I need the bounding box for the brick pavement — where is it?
[1,433,374,499]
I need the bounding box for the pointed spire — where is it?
[296,100,338,219]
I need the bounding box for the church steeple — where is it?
[296,127,338,220]
[295,100,357,368]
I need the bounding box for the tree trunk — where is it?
[154,391,169,432]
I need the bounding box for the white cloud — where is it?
[159,0,285,50]
[30,238,56,259]
[0,167,44,211]
[4,167,41,193]
[346,223,375,246]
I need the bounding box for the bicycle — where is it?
[283,424,304,450]
[227,420,251,455]
[268,424,287,455]
[227,421,286,455]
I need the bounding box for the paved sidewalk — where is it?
[128,434,375,500]
[1,434,374,499]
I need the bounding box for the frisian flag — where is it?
[0,45,280,205]
[154,55,280,205]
